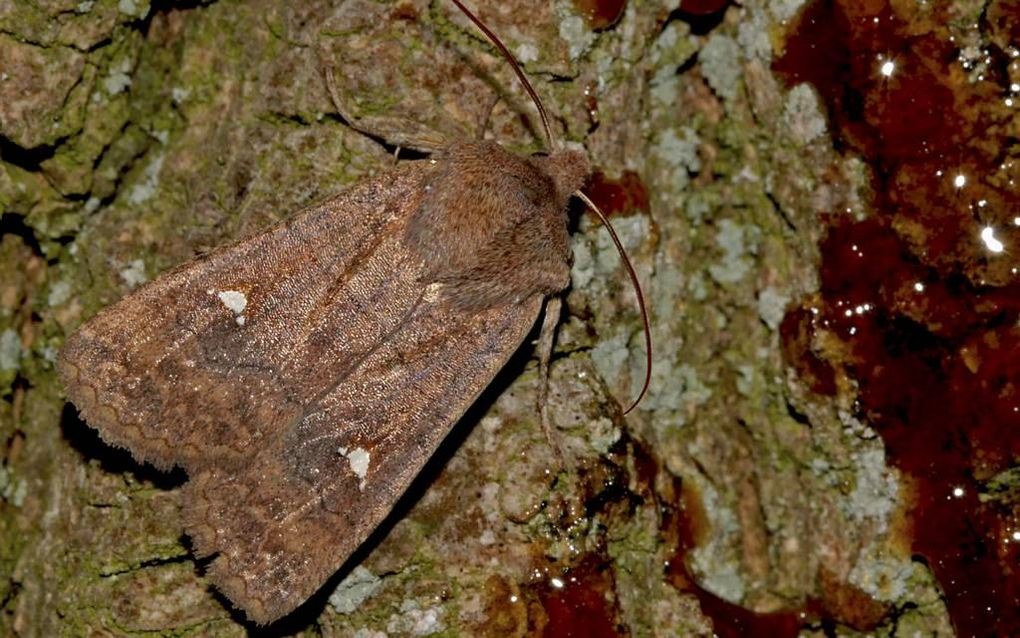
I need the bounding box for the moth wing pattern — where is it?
[58,156,550,624]
[59,163,433,472]
[185,291,543,624]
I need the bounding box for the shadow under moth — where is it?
[58,0,648,626]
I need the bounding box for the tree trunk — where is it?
[0,0,956,636]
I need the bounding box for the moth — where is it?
[58,0,648,626]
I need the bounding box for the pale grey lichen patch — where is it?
[685,193,712,224]
[650,74,681,108]
[709,219,752,284]
[587,417,621,455]
[555,2,595,60]
[735,364,755,396]
[651,253,685,320]
[643,350,685,413]
[103,57,133,96]
[678,363,712,409]
[570,234,595,290]
[127,152,165,204]
[698,561,746,603]
[119,259,147,288]
[76,0,95,13]
[688,480,744,602]
[351,629,387,638]
[838,408,877,440]
[593,214,648,275]
[117,0,150,18]
[757,286,790,330]
[654,127,702,179]
[737,7,773,61]
[782,84,827,146]
[699,35,743,102]
[650,22,698,99]
[769,0,808,22]
[0,466,26,507]
[847,545,914,602]
[41,346,58,364]
[0,329,22,372]
[515,41,539,64]
[591,329,629,396]
[328,566,382,614]
[386,599,445,636]
[47,279,73,307]
[686,271,708,301]
[171,87,190,104]
[844,448,899,530]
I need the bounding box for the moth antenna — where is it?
[574,191,652,415]
[449,0,555,151]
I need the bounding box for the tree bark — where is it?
[0,0,954,636]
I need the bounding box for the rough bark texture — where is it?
[0,0,954,636]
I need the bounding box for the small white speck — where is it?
[952,486,965,498]
[423,282,443,303]
[235,316,246,326]
[913,282,925,292]
[339,447,370,489]
[880,60,895,77]
[217,290,248,314]
[550,577,565,589]
[980,226,1005,253]
[1013,531,1020,541]
[954,173,966,188]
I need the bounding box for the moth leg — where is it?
[322,64,448,154]
[537,296,564,461]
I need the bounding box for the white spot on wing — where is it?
[217,290,247,314]
[338,446,371,490]
[423,282,443,303]
[210,289,248,326]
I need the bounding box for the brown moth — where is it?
[57,0,642,627]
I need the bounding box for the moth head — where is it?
[532,149,591,210]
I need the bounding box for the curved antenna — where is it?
[575,191,652,415]
[449,0,555,151]
[449,0,651,413]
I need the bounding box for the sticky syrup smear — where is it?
[774,1,1020,635]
